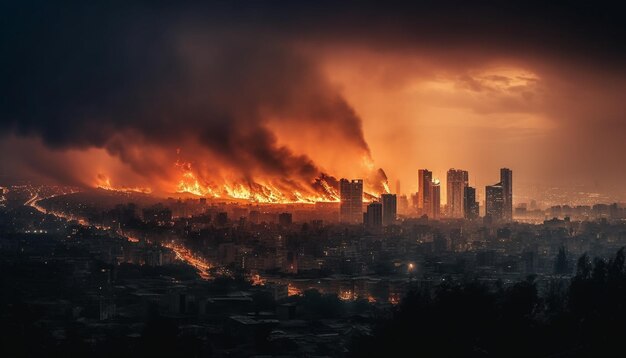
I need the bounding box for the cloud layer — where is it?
[1,1,624,200]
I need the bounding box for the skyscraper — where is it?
[411,193,419,214]
[485,183,504,221]
[418,169,433,216]
[339,179,363,223]
[364,201,383,228]
[381,193,397,225]
[500,168,513,222]
[398,194,409,215]
[447,169,469,218]
[432,179,441,219]
[464,186,479,220]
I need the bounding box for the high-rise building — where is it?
[447,169,469,218]
[381,193,397,225]
[464,186,479,219]
[395,180,401,195]
[398,194,409,215]
[339,178,363,223]
[418,169,433,216]
[411,193,419,214]
[364,201,383,228]
[485,183,504,221]
[431,179,441,219]
[500,168,513,221]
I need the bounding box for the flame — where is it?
[223,182,282,202]
[173,160,343,203]
[97,174,112,189]
[318,178,340,201]
[93,156,389,204]
[96,174,152,194]
[176,164,219,197]
[382,180,391,194]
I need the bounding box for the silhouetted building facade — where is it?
[398,194,409,215]
[339,179,363,223]
[381,194,397,225]
[486,184,504,221]
[364,201,382,228]
[411,193,419,214]
[464,186,479,219]
[500,168,513,221]
[432,180,441,219]
[447,169,469,218]
[418,169,433,217]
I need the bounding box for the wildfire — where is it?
[318,178,340,201]
[94,156,389,204]
[96,174,152,194]
[174,159,343,203]
[224,182,279,202]
[382,181,391,194]
[175,160,218,197]
[177,171,219,197]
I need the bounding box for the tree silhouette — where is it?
[554,246,569,275]
[352,248,626,357]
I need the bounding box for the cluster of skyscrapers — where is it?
[338,178,397,227]
[338,168,513,225]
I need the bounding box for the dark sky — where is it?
[1,1,625,202]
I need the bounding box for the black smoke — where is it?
[0,2,372,191]
[1,1,624,191]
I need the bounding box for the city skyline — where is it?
[340,167,512,223]
[1,2,625,356]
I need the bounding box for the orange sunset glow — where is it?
[1,2,625,206]
[2,2,626,357]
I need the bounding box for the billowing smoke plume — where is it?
[369,168,391,196]
[6,2,623,199]
[0,3,374,200]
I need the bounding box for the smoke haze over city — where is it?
[2,1,625,203]
[4,2,626,357]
